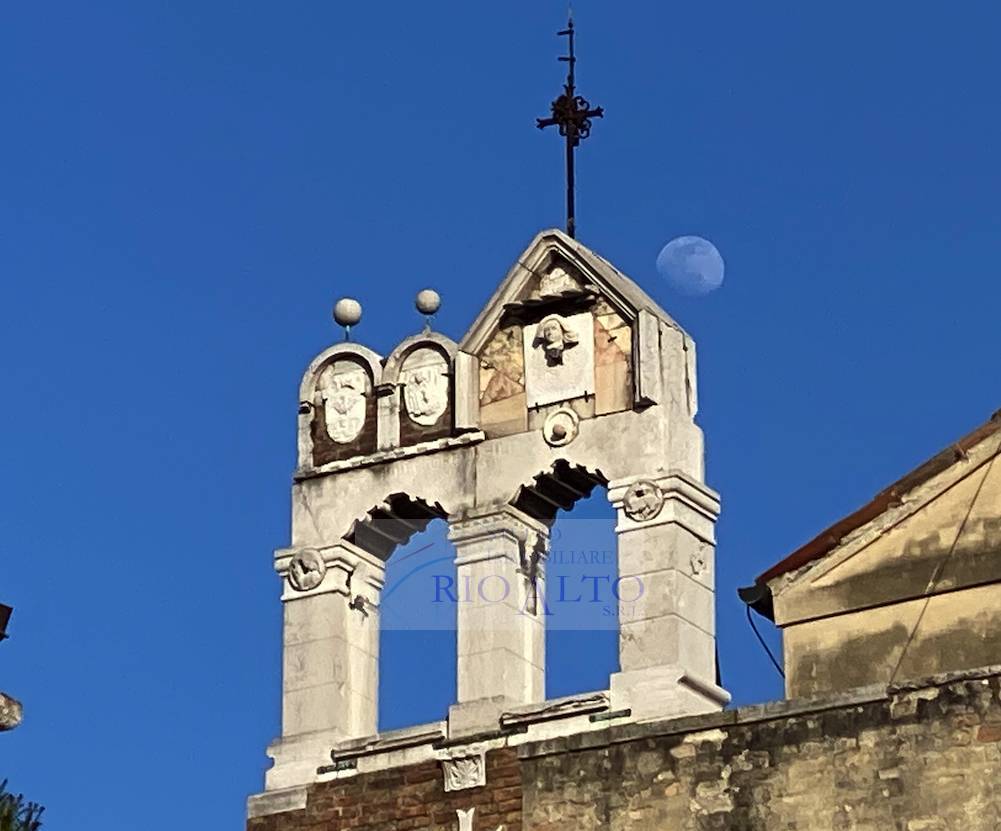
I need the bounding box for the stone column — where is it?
[447,505,548,735]
[266,541,384,788]
[607,471,730,720]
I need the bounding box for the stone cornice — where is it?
[294,431,485,481]
[448,504,549,554]
[275,540,386,602]
[608,470,720,541]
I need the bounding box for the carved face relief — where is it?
[317,362,369,444]
[623,480,665,522]
[533,315,579,366]
[288,549,326,592]
[400,347,449,426]
[522,310,595,409]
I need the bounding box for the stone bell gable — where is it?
[257,229,728,805]
[751,410,1001,699]
[464,229,699,448]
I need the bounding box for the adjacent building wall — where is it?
[770,430,1001,699]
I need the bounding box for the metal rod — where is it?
[566,134,576,238]
[537,14,602,240]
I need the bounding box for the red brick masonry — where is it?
[249,748,522,831]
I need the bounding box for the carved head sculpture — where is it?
[533,315,579,366]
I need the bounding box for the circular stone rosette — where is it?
[622,480,665,522]
[287,549,327,592]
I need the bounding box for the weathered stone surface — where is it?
[521,669,1001,831]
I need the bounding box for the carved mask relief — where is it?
[316,361,370,444]
[400,347,450,426]
[522,310,595,408]
[533,315,580,366]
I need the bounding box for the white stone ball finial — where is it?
[415,289,441,332]
[333,297,362,340]
[415,289,441,316]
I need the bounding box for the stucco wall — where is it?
[784,583,1001,698]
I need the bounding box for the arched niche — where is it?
[297,343,383,470]
[383,332,461,447]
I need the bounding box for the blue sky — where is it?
[2,1,1000,828]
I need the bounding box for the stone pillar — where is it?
[267,541,385,788]
[447,505,548,735]
[607,471,730,720]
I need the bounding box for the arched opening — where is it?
[510,461,619,699]
[378,518,457,731]
[348,495,457,733]
[544,485,620,699]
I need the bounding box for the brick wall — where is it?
[249,748,522,831]
[251,668,1001,831]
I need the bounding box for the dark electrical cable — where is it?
[887,449,998,684]
[746,604,785,679]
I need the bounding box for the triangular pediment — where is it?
[771,422,1001,625]
[461,229,682,356]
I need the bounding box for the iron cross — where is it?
[536,15,604,239]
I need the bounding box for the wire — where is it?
[887,450,998,684]
[746,604,785,679]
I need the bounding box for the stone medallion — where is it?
[400,347,449,426]
[317,361,369,444]
[288,549,326,592]
[543,408,579,446]
[622,480,665,522]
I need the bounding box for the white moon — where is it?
[656,236,725,296]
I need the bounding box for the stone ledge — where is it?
[517,664,1001,760]
[294,431,485,480]
[329,722,447,762]
[500,691,609,729]
[247,786,307,819]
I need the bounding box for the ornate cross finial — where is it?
[536,13,604,239]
